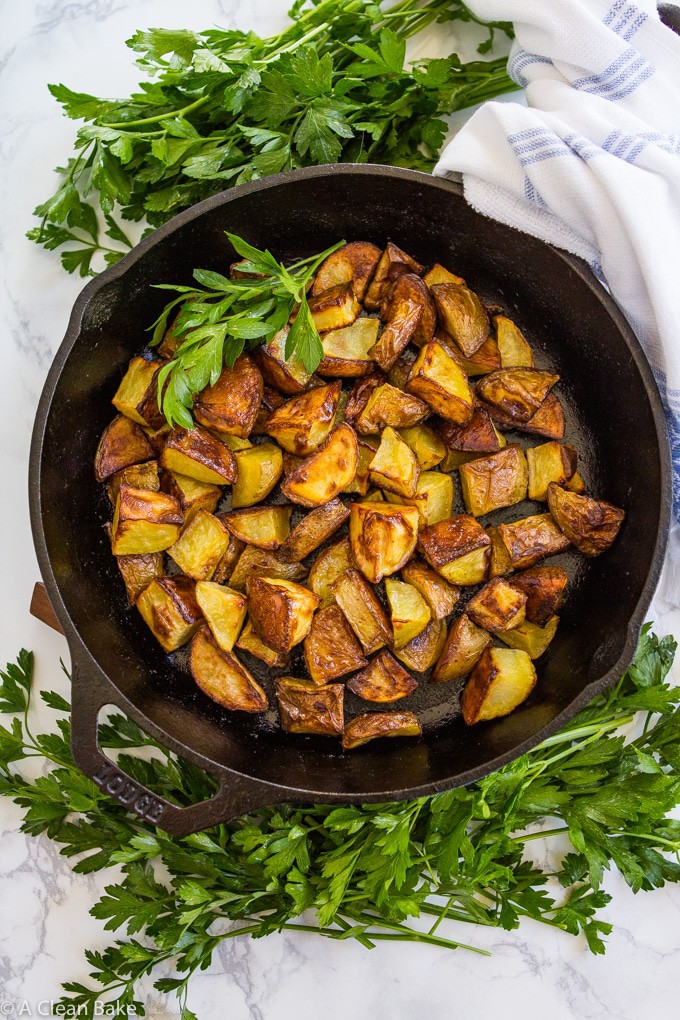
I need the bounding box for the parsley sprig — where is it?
[1,627,679,1015]
[150,233,344,428]
[27,0,515,276]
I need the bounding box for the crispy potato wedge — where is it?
[111,485,182,556]
[308,282,361,332]
[499,615,559,659]
[423,264,464,288]
[386,471,454,527]
[112,356,165,429]
[489,391,566,441]
[95,414,155,482]
[280,498,350,563]
[509,566,567,627]
[231,443,283,508]
[385,578,431,648]
[193,355,263,438]
[547,483,625,557]
[417,515,491,585]
[345,371,385,427]
[255,327,313,395]
[370,302,422,371]
[406,341,474,424]
[144,423,171,457]
[566,471,586,494]
[394,618,447,671]
[275,677,344,736]
[318,317,380,377]
[308,537,354,606]
[486,525,515,578]
[498,513,571,570]
[398,424,446,469]
[387,351,417,390]
[369,426,420,498]
[342,711,421,750]
[303,604,368,684]
[228,545,307,592]
[493,316,534,368]
[380,272,436,345]
[222,505,292,550]
[527,441,578,501]
[107,460,159,505]
[476,369,559,424]
[160,427,237,485]
[212,533,246,585]
[312,241,382,301]
[462,647,537,724]
[264,382,341,455]
[331,567,393,653]
[459,446,529,517]
[246,576,319,653]
[168,509,231,580]
[281,423,359,507]
[236,619,289,668]
[190,626,267,712]
[195,581,247,652]
[430,282,490,357]
[349,501,420,583]
[347,649,418,702]
[343,435,379,496]
[432,613,491,682]
[355,382,430,434]
[466,578,527,633]
[116,551,164,604]
[401,559,459,619]
[445,333,502,377]
[136,575,202,653]
[438,405,506,455]
[160,471,221,524]
[364,242,424,310]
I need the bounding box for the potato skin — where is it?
[280,498,350,563]
[497,513,570,570]
[312,241,381,301]
[342,711,422,750]
[116,551,164,604]
[430,282,490,357]
[275,677,344,736]
[347,649,417,703]
[476,369,559,423]
[432,613,491,682]
[406,341,474,425]
[417,515,491,576]
[236,619,289,668]
[466,578,527,633]
[547,483,624,556]
[370,302,422,371]
[394,618,447,672]
[193,355,263,438]
[437,405,505,454]
[246,576,319,653]
[190,626,268,713]
[136,575,203,653]
[308,282,361,332]
[401,559,459,619]
[228,546,307,592]
[304,604,367,684]
[255,327,313,395]
[459,446,528,517]
[264,381,341,455]
[510,565,568,627]
[308,537,354,606]
[364,242,424,310]
[160,426,237,485]
[95,414,155,482]
[107,460,160,505]
[355,383,430,435]
[380,272,436,346]
[349,502,420,583]
[331,567,393,653]
[281,424,359,507]
[461,647,537,725]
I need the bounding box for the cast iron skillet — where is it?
[29,165,671,835]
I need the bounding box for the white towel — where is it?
[434,0,680,604]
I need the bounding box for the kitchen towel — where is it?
[434,0,680,603]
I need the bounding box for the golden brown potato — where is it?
[385,578,431,648]
[398,424,446,470]
[486,525,515,579]
[136,575,203,653]
[394,618,447,671]
[344,371,385,427]
[493,316,534,368]
[438,404,506,455]
[107,460,160,505]
[527,442,578,501]
[349,501,420,583]
[380,272,436,345]
[476,369,560,424]
[303,604,368,684]
[423,264,464,288]
[509,566,567,627]
[159,427,237,485]
[331,567,393,653]
[228,545,307,592]
[112,356,165,429]
[190,626,267,712]
[355,383,430,435]
[547,483,625,557]
[264,381,341,455]
[222,505,292,550]
[195,581,247,652]
[370,303,422,371]
[168,509,232,581]
[432,613,491,682]
[231,443,283,508]
[499,615,559,659]
[111,485,183,556]
[343,435,379,496]
[193,355,263,438]
[342,711,421,750]
[386,471,454,527]
[497,513,571,570]
[417,515,491,585]
[387,351,417,391]
[143,423,172,457]
[466,578,527,633]
[430,282,490,357]
[401,559,459,619]
[212,533,245,585]
[255,327,313,395]
[308,537,354,606]
[446,333,502,376]
[368,427,420,498]
[347,649,418,702]
[246,576,319,653]
[280,498,350,563]
[459,446,529,517]
[275,676,344,736]
[160,471,221,524]
[308,282,361,332]
[115,551,164,604]
[318,317,380,377]
[236,619,289,668]
[364,242,424,310]
[312,241,381,301]
[489,391,566,441]
[281,424,359,507]
[406,341,474,424]
[95,414,155,482]
[461,647,537,724]
[566,471,586,494]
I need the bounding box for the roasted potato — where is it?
[438,405,506,455]
[477,369,559,424]
[281,424,359,507]
[368,426,420,498]
[380,272,436,346]
[264,381,341,455]
[423,264,464,288]
[527,442,577,501]
[107,460,159,505]
[347,649,418,702]
[303,604,368,684]
[398,424,446,469]
[385,578,431,648]
[486,525,515,578]
[308,282,361,332]
[312,241,381,301]
[95,414,155,482]
[370,303,422,371]
[115,551,164,605]
[222,505,292,550]
[275,676,344,736]
[401,559,459,619]
[112,356,165,429]
[246,576,319,653]
[342,711,421,750]
[406,341,474,424]
[417,515,491,585]
[566,471,586,494]
[355,383,430,434]
[344,371,386,427]
[547,483,624,557]
[308,537,354,606]
[499,615,559,659]
[430,282,490,357]
[212,533,246,585]
[194,581,247,652]
[318,318,380,377]
[236,619,289,668]
[364,242,424,310]
[387,351,417,391]
[280,498,350,563]
[168,509,232,580]
[160,471,221,524]
[431,613,491,682]
[343,435,379,496]
[228,545,307,592]
[493,316,534,368]
[466,578,527,633]
[489,391,566,441]
[445,333,502,377]
[255,327,313,394]
[394,618,447,671]
[136,575,203,653]
[331,567,393,653]
[231,443,283,508]
[461,647,537,724]
[193,355,263,438]
[459,446,529,517]
[349,501,420,583]
[386,470,453,527]
[509,565,567,627]
[111,485,183,556]
[190,626,267,712]
[497,513,570,570]
[159,427,237,485]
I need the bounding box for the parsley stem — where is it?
[102,95,209,129]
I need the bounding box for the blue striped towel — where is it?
[434,0,680,603]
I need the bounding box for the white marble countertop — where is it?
[1,1,679,1017]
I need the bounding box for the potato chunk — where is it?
[231,443,283,508]
[547,483,625,557]
[432,613,491,682]
[190,627,267,712]
[347,649,418,702]
[386,471,453,526]
[401,559,459,619]
[461,647,537,724]
[499,615,559,659]
[459,446,528,517]
[406,341,474,424]
[423,264,464,288]
[160,427,237,485]
[370,302,422,371]
[107,460,159,505]
[349,502,420,583]
[380,272,436,346]
[195,581,247,652]
[527,442,577,501]
[497,513,570,570]
[331,567,393,653]
[445,333,501,377]
[318,318,380,377]
[160,471,221,524]
[236,619,289,668]
[343,435,379,496]
[303,604,367,684]
[486,525,515,579]
[364,242,424,310]
[136,576,202,653]
[398,425,446,469]
[95,414,155,482]
[438,405,506,455]
[212,534,245,585]
[246,576,319,653]
[510,566,568,627]
[355,383,430,434]
[369,427,420,498]
[275,677,344,736]
[342,711,421,750]
[228,545,307,592]
[264,382,341,455]
[385,578,431,648]
[193,355,263,438]
[466,578,527,633]
[308,282,361,332]
[417,515,491,585]
[394,619,446,671]
[477,369,559,424]
[168,509,231,580]
[112,356,165,429]
[308,538,354,606]
[430,282,490,357]
[312,241,381,301]
[493,316,534,368]
[255,327,313,395]
[281,424,359,507]
[280,498,350,563]
[116,551,164,605]
[111,485,183,555]
[222,505,292,550]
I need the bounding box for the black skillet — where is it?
[29,164,671,834]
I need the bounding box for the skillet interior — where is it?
[32,166,669,801]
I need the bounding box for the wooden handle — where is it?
[30,582,64,635]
